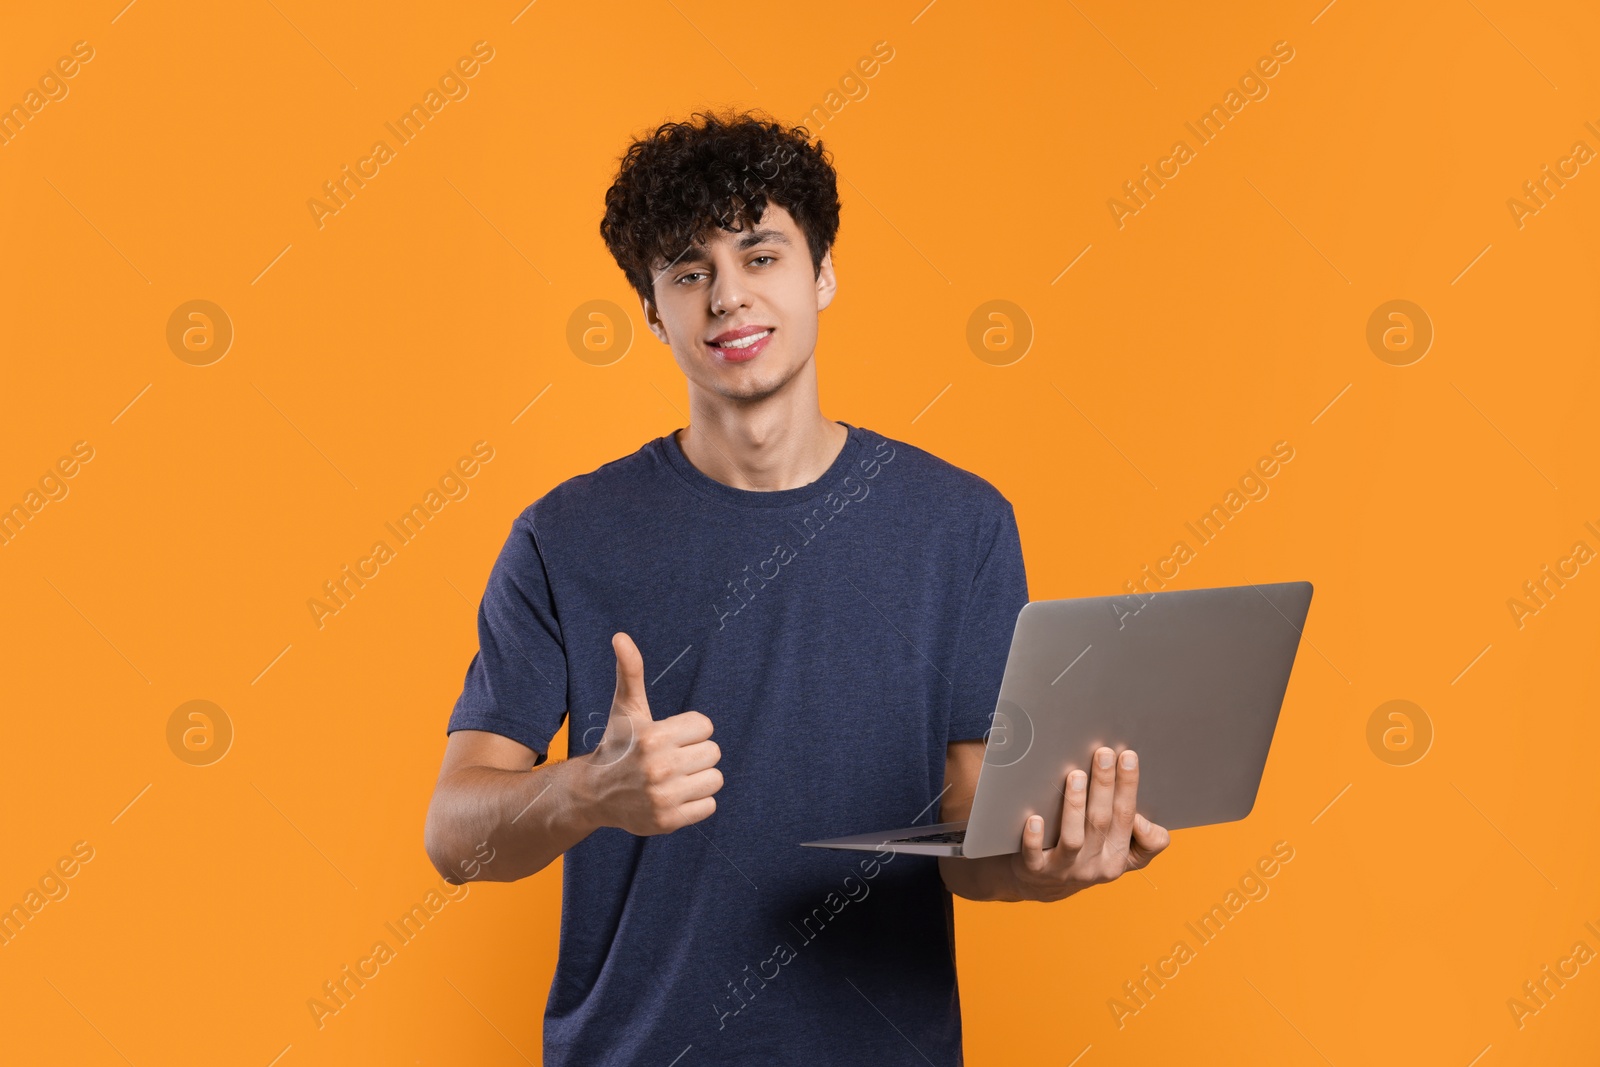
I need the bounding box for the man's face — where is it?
[643,202,836,404]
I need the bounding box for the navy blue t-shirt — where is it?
[448,422,1029,1066]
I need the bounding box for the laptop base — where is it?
[800,820,970,857]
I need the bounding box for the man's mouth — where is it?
[706,327,774,362]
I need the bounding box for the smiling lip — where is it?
[706,326,774,363]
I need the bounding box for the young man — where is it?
[425,110,1170,1065]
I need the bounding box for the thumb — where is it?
[1018,813,1048,873]
[610,632,653,721]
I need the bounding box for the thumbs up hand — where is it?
[583,632,723,836]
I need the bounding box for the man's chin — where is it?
[710,377,784,404]
[678,346,809,404]
[699,361,795,403]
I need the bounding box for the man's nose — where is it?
[709,272,750,314]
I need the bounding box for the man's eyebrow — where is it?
[659,228,792,272]
[733,227,791,250]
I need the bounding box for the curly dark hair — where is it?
[600,109,842,308]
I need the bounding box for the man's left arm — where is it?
[938,739,1172,902]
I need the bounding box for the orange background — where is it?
[3,1,1597,1063]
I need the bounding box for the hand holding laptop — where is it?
[1011,745,1170,903]
[802,581,1314,860]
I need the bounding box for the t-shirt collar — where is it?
[659,421,866,509]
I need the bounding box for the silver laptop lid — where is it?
[961,581,1313,858]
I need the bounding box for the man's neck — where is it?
[675,392,848,493]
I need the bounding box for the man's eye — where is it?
[750,255,775,266]
[676,271,705,285]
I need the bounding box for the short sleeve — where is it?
[947,502,1030,743]
[447,511,569,759]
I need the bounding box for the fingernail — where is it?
[1121,750,1137,770]
[1028,816,1042,833]
[1070,770,1086,790]
[1098,749,1113,769]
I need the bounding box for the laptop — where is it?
[800,581,1314,859]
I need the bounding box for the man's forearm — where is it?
[940,853,1026,902]
[426,754,602,884]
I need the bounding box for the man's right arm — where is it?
[424,729,605,885]
[424,631,723,885]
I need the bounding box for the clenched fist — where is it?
[582,632,723,836]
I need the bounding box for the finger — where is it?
[610,633,653,721]
[658,709,714,746]
[675,738,721,774]
[1018,814,1049,873]
[1127,814,1171,869]
[677,766,725,802]
[1057,769,1088,852]
[1084,746,1117,845]
[1109,749,1140,847]
[671,795,717,828]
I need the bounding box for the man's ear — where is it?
[641,292,669,344]
[814,249,837,312]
